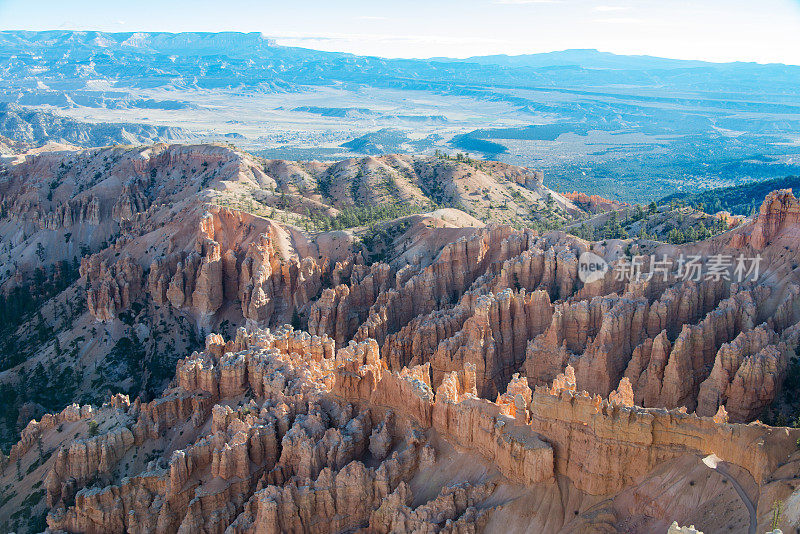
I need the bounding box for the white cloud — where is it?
[269,32,534,59]
[494,0,561,4]
[594,17,643,24]
[271,32,509,47]
[594,5,628,11]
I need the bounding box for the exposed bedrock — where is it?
[13,322,796,533]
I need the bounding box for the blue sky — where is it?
[2,0,799,64]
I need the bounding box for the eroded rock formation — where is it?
[4,143,800,533]
[81,255,144,322]
[23,325,800,533]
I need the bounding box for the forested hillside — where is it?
[660,175,800,215]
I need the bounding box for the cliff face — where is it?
[563,191,627,214]
[146,210,330,326]
[315,200,798,428]
[378,232,585,380]
[429,289,553,398]
[530,364,798,494]
[5,325,794,534]
[307,261,393,346]
[745,189,800,249]
[80,255,144,322]
[38,328,527,533]
[5,143,800,533]
[131,187,800,429]
[358,190,800,420]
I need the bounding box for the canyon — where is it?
[1,141,799,533]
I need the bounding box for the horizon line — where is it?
[1,28,798,67]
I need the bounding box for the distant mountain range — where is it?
[433,48,716,69]
[2,30,800,200]
[2,30,799,95]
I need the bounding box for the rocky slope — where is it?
[0,103,191,148]
[2,324,799,533]
[2,142,800,533]
[0,142,577,455]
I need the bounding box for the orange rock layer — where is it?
[37,326,800,533]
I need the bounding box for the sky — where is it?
[1,0,799,65]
